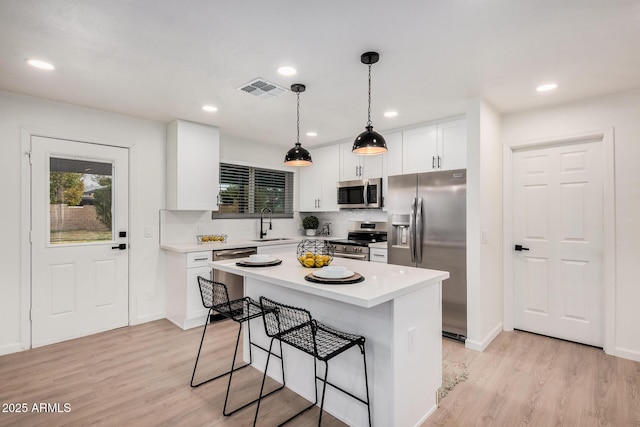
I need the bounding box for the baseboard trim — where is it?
[465,322,503,352]
[614,346,640,363]
[132,312,166,325]
[414,403,438,427]
[0,342,24,356]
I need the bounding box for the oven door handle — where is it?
[333,253,369,260]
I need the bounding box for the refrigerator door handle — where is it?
[409,197,417,263]
[416,197,424,263]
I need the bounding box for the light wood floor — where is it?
[1,320,638,426]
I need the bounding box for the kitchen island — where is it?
[210,251,449,427]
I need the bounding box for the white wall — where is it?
[502,88,640,361]
[0,91,166,355]
[465,98,504,350]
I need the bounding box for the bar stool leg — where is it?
[361,344,372,427]
[253,337,276,427]
[190,308,213,387]
[318,360,330,426]
[222,321,244,415]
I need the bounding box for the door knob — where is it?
[112,243,127,250]
[514,244,529,251]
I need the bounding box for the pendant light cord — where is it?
[367,64,372,127]
[296,91,301,144]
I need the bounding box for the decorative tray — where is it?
[304,272,364,285]
[236,259,282,267]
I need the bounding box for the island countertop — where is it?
[209,251,449,308]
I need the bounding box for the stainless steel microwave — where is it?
[337,178,383,209]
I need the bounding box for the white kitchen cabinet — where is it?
[339,141,384,181]
[402,118,467,174]
[167,119,220,210]
[402,124,438,174]
[369,247,388,263]
[165,250,212,330]
[383,131,403,178]
[436,118,467,171]
[299,145,340,212]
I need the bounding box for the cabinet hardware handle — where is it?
[432,156,435,169]
[437,156,441,169]
[194,257,208,261]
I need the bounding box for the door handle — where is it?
[112,243,127,250]
[514,244,530,251]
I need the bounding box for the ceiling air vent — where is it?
[237,78,287,99]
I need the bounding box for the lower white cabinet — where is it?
[369,247,388,263]
[166,250,212,330]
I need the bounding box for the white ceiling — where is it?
[1,1,639,148]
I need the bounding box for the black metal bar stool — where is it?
[191,276,285,416]
[253,296,372,426]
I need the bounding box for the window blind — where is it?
[213,163,294,218]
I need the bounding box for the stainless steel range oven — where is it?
[329,221,387,261]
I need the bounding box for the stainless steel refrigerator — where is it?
[387,169,467,340]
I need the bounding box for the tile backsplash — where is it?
[160,209,389,244]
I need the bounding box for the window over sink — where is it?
[212,163,294,219]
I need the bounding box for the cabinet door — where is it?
[167,120,220,211]
[437,119,467,171]
[340,141,362,180]
[317,145,340,211]
[361,154,384,179]
[186,266,211,324]
[384,131,403,177]
[402,125,438,174]
[299,152,320,211]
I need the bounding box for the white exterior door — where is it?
[30,136,129,348]
[513,139,603,346]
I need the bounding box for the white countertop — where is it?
[210,250,449,308]
[160,236,346,253]
[160,238,302,253]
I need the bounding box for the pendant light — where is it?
[352,51,387,155]
[284,83,313,166]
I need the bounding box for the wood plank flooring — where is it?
[1,320,638,426]
[425,331,640,427]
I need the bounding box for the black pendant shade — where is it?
[353,51,387,155]
[284,83,312,166]
[353,125,387,155]
[284,142,312,166]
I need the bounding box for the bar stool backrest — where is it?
[259,297,318,356]
[197,276,232,313]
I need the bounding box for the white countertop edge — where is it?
[161,236,347,253]
[209,259,449,308]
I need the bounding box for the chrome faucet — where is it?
[260,207,272,239]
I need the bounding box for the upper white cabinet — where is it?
[382,131,403,178]
[402,118,467,174]
[167,119,220,211]
[437,118,467,171]
[402,125,437,174]
[299,145,340,212]
[339,142,384,181]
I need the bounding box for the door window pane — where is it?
[49,157,113,244]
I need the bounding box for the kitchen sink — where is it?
[249,238,295,242]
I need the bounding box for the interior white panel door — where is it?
[513,139,603,346]
[30,136,129,348]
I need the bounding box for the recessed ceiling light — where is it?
[202,105,218,112]
[25,59,55,70]
[277,66,297,76]
[384,111,398,118]
[306,132,317,137]
[536,83,558,92]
